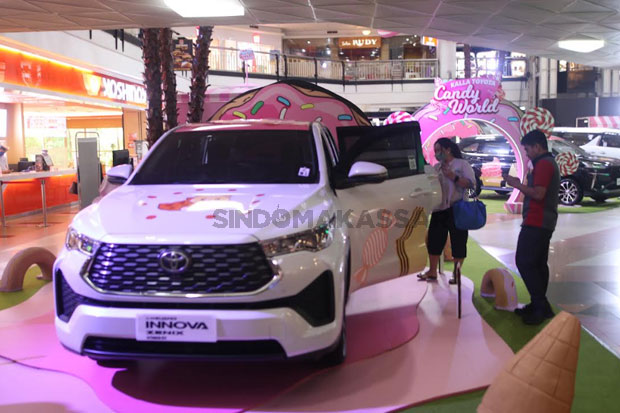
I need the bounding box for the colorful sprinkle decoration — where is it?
[459,120,466,126]
[277,97,291,107]
[233,111,246,119]
[146,215,157,220]
[279,107,287,120]
[428,115,438,121]
[251,101,264,115]
[301,103,315,110]
[338,114,353,121]
[443,108,450,115]
[508,117,519,122]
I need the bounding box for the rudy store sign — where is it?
[0,44,146,108]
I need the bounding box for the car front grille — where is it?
[83,336,286,360]
[86,243,276,296]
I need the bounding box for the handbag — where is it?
[453,197,487,230]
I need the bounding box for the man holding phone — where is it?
[504,129,560,325]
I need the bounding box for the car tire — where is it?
[559,178,583,206]
[322,320,346,366]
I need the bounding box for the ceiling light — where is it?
[163,0,244,17]
[558,39,604,53]
[362,30,371,36]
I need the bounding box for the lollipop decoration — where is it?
[555,151,579,176]
[384,111,415,125]
[520,107,554,137]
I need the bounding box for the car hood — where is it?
[71,184,334,244]
[577,153,620,165]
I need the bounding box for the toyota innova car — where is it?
[54,120,440,364]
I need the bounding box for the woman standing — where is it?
[418,137,475,282]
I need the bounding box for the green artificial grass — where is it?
[0,266,50,311]
[402,239,620,413]
[479,191,620,215]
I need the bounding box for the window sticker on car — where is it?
[408,155,417,170]
[298,167,311,177]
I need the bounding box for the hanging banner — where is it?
[173,37,194,71]
[0,44,146,108]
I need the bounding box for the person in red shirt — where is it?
[504,129,560,325]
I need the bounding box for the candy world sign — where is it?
[413,77,553,213]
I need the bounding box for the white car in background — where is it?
[553,127,620,160]
[53,120,440,364]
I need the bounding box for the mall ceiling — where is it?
[0,0,620,67]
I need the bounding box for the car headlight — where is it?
[582,160,606,170]
[65,228,99,256]
[261,217,335,257]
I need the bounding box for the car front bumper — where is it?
[53,236,347,360]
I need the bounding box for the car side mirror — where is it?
[333,161,388,188]
[106,164,133,185]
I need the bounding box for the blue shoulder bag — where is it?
[453,196,487,230]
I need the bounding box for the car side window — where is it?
[338,127,421,179]
[602,135,620,148]
[322,128,339,164]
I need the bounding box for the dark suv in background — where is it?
[457,135,620,205]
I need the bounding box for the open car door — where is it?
[334,122,440,292]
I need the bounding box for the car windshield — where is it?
[130,129,319,185]
[550,139,588,156]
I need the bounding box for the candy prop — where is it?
[210,79,370,141]
[479,312,580,413]
[0,247,55,292]
[480,268,518,311]
[519,107,554,137]
[353,210,395,287]
[555,151,579,176]
[384,111,414,125]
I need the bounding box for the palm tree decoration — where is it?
[159,28,178,130]
[464,44,472,79]
[142,28,164,146]
[187,26,213,123]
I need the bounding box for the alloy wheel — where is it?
[559,180,579,205]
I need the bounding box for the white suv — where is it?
[54,120,439,364]
[553,127,620,160]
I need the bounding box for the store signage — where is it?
[432,77,501,115]
[422,36,437,47]
[0,44,146,108]
[239,49,255,61]
[338,37,381,49]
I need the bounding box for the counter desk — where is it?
[0,169,78,227]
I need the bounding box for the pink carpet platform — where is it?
[0,273,513,412]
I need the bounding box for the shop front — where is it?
[0,42,146,221]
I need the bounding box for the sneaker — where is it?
[514,303,533,316]
[515,303,554,319]
[521,309,546,325]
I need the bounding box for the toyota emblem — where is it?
[158,249,191,274]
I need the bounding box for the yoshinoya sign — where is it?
[84,74,146,106]
[432,77,501,115]
[338,37,381,49]
[0,44,146,108]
